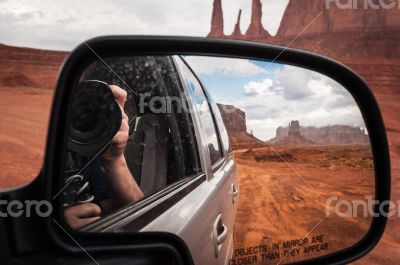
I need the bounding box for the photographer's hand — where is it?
[102,85,130,161]
[64,203,101,230]
[101,85,144,211]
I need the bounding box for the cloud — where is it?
[329,79,351,96]
[184,56,267,77]
[243,78,274,96]
[0,0,289,50]
[245,104,282,120]
[328,94,356,108]
[241,65,322,100]
[0,0,211,50]
[274,65,316,100]
[261,0,289,35]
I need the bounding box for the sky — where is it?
[184,56,366,140]
[0,0,289,50]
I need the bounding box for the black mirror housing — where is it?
[44,36,390,265]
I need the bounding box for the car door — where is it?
[137,55,238,265]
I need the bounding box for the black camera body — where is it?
[68,80,122,156]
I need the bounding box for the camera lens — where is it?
[72,103,99,132]
[68,80,122,156]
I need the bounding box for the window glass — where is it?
[62,56,201,229]
[78,55,200,185]
[210,100,230,154]
[175,57,222,164]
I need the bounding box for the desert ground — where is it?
[0,87,52,189]
[230,145,374,265]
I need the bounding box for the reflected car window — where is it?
[175,57,222,165]
[62,56,202,230]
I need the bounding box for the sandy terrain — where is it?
[0,87,52,189]
[231,145,374,264]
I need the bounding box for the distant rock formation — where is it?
[0,70,38,88]
[208,0,224,38]
[270,120,369,145]
[288,120,300,137]
[208,0,272,39]
[231,9,244,38]
[0,44,68,89]
[218,104,246,132]
[270,120,315,146]
[217,104,266,150]
[208,0,399,44]
[245,0,271,39]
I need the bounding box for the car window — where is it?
[174,57,223,165]
[62,56,201,215]
[210,100,231,154]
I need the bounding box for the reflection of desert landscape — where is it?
[218,104,374,264]
[233,145,373,264]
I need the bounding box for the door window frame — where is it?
[78,55,207,232]
[173,56,227,179]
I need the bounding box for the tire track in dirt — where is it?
[233,146,374,264]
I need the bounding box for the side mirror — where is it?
[46,36,390,265]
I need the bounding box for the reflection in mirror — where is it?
[61,55,374,265]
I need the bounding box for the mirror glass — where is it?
[59,55,374,265]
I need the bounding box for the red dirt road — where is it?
[232,145,374,264]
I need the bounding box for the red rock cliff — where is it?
[208,0,224,37]
[245,0,271,39]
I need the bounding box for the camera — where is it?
[67,80,122,157]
